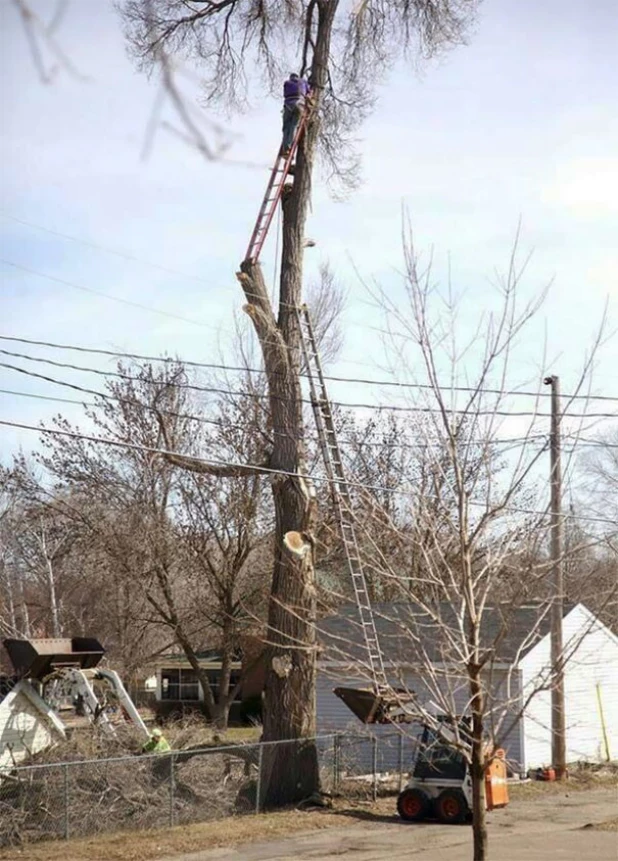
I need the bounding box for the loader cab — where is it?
[398,716,508,824]
[413,723,467,782]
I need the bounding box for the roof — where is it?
[153,648,243,669]
[317,602,578,667]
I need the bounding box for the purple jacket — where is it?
[283,77,310,107]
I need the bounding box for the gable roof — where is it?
[317,602,577,667]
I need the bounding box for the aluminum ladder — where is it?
[296,304,389,691]
[244,110,309,265]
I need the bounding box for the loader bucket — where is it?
[2,637,106,680]
[333,686,416,724]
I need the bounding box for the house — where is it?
[316,602,618,775]
[152,648,264,722]
[0,680,66,770]
[520,603,618,767]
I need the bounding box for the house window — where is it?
[160,668,200,701]
[205,669,243,702]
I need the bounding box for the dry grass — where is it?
[509,763,618,800]
[588,816,618,832]
[1,799,395,861]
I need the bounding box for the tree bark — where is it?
[469,668,488,861]
[235,0,339,805]
[236,258,319,803]
[39,526,62,638]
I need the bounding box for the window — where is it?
[159,666,244,702]
[160,668,200,701]
[206,669,243,702]
[413,727,467,781]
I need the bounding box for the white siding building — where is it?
[0,680,66,770]
[520,604,618,768]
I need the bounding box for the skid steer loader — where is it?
[396,719,508,824]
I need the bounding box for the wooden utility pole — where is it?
[543,374,566,779]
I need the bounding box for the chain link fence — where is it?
[0,731,418,847]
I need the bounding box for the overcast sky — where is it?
[1,0,616,464]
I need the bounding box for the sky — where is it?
[1,0,617,472]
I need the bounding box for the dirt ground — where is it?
[4,779,617,861]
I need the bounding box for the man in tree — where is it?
[123,0,476,814]
[281,72,311,156]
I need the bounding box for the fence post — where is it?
[398,732,404,793]
[371,735,378,802]
[333,733,341,791]
[255,743,263,814]
[63,763,70,840]
[169,753,176,828]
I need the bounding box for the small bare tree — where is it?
[317,233,611,861]
[35,360,272,726]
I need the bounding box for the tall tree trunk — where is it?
[236,0,338,805]
[4,568,17,634]
[469,668,488,861]
[19,577,31,637]
[215,624,234,730]
[44,555,61,638]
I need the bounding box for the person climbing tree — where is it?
[123,0,477,817]
[281,73,311,155]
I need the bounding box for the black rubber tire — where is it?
[397,788,431,822]
[434,788,469,824]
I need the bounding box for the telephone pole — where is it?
[543,374,566,779]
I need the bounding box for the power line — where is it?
[2,334,617,405]
[0,212,213,286]
[0,259,217,331]
[0,385,555,454]
[2,418,616,527]
[0,259,363,370]
[3,348,617,420]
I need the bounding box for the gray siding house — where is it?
[315,602,615,776]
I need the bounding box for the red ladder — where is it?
[244,109,309,265]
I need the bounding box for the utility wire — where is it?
[0,258,355,366]
[0,385,556,453]
[0,259,216,331]
[2,350,617,420]
[2,334,617,404]
[1,418,616,527]
[6,386,607,455]
[1,212,214,286]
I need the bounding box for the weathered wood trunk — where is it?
[470,669,488,861]
[236,0,339,804]
[237,257,319,804]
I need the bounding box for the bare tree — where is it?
[33,360,273,726]
[316,234,612,860]
[565,428,618,629]
[121,0,477,805]
[1,459,82,639]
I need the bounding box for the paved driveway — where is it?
[162,788,618,861]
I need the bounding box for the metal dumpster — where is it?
[2,637,105,680]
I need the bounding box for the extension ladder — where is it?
[244,109,310,265]
[296,305,389,691]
